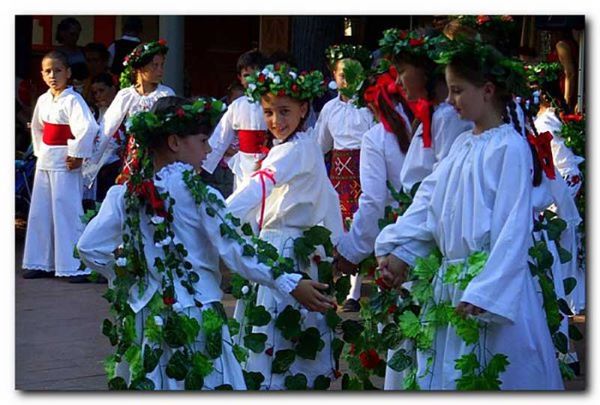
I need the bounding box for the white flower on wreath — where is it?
[248,83,257,91]
[155,235,172,248]
[261,68,270,76]
[289,71,297,80]
[151,215,165,225]
[241,285,250,295]
[116,257,127,267]
[144,44,150,51]
[154,316,164,326]
[267,71,275,80]
[272,75,281,84]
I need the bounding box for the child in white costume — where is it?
[202,50,269,191]
[22,51,98,279]
[83,39,175,188]
[375,42,563,390]
[315,45,375,311]
[226,64,342,390]
[77,96,321,390]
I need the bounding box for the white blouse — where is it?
[77,162,301,313]
[313,95,375,153]
[31,87,98,171]
[400,102,473,193]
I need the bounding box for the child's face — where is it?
[41,57,71,94]
[139,54,166,85]
[396,61,427,101]
[177,132,212,171]
[238,66,256,89]
[91,82,116,108]
[261,94,307,142]
[445,66,488,122]
[333,59,349,90]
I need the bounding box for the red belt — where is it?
[43,122,74,146]
[238,130,267,153]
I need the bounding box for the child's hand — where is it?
[66,156,83,170]
[332,252,358,276]
[376,254,409,289]
[290,279,335,313]
[455,302,486,318]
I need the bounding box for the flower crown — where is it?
[119,39,169,88]
[435,39,530,97]
[245,63,326,103]
[325,44,373,70]
[455,15,515,29]
[524,62,563,86]
[127,97,227,148]
[378,29,448,61]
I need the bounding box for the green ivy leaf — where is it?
[227,318,240,337]
[557,298,575,316]
[142,344,163,374]
[243,370,265,390]
[387,349,413,372]
[124,344,143,380]
[166,350,190,380]
[102,319,119,346]
[129,377,155,390]
[108,376,128,390]
[241,223,254,236]
[331,337,344,369]
[547,218,567,241]
[144,315,163,345]
[402,368,420,390]
[190,351,214,378]
[334,276,352,304]
[557,246,573,264]
[454,353,479,375]
[325,308,342,330]
[243,333,268,353]
[552,331,569,354]
[398,311,421,339]
[449,313,480,345]
[317,261,333,284]
[206,330,223,359]
[201,308,224,334]
[568,324,583,341]
[296,327,324,360]
[272,349,296,374]
[246,305,272,327]
[284,373,308,390]
[233,344,249,364]
[184,369,204,390]
[341,319,364,343]
[381,323,403,350]
[313,375,331,390]
[413,252,441,281]
[275,305,302,340]
[215,384,233,390]
[230,273,250,299]
[563,277,577,296]
[341,373,363,390]
[411,280,433,303]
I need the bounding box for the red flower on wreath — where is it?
[131,180,167,217]
[562,113,584,123]
[163,296,175,306]
[158,38,167,46]
[409,37,425,47]
[477,15,491,25]
[257,74,266,83]
[175,108,185,118]
[277,89,286,96]
[399,30,408,40]
[359,349,381,369]
[291,84,299,92]
[387,304,398,314]
[375,276,390,291]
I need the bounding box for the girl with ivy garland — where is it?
[77,96,320,390]
[82,39,175,191]
[379,29,473,194]
[314,44,376,312]
[375,41,563,390]
[226,63,342,390]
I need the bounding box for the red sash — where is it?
[238,130,267,153]
[43,122,74,146]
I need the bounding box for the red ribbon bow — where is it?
[363,66,404,134]
[407,98,433,148]
[527,131,556,180]
[251,168,277,231]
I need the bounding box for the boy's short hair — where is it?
[42,50,70,68]
[236,49,265,74]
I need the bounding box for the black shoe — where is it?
[67,275,92,284]
[22,269,55,279]
[342,299,361,312]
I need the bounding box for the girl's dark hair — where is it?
[91,72,116,88]
[447,52,543,186]
[55,17,81,43]
[130,45,167,70]
[538,79,570,116]
[147,96,213,151]
[236,49,266,74]
[43,50,70,68]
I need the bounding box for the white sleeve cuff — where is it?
[274,273,303,296]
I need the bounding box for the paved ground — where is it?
[15,225,586,391]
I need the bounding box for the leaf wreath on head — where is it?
[325,44,373,70]
[245,63,326,103]
[435,38,530,98]
[120,39,169,88]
